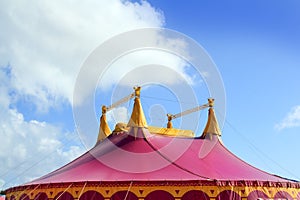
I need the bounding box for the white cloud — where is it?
[0,69,85,188]
[275,105,300,131]
[0,0,168,189]
[0,0,165,112]
[107,106,130,125]
[0,105,85,189]
[98,50,194,90]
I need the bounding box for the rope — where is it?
[77,181,87,199]
[144,137,211,180]
[20,184,41,200]
[2,133,83,188]
[171,103,209,119]
[215,109,300,181]
[0,160,29,178]
[107,93,134,111]
[15,183,40,200]
[123,181,133,200]
[55,183,73,200]
[141,95,196,105]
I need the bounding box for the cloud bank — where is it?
[0,0,167,188]
[0,0,164,111]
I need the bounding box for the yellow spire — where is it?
[167,114,173,128]
[96,105,112,143]
[127,86,148,128]
[201,98,221,138]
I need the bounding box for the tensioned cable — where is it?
[77,181,87,199]
[17,183,41,200]
[141,95,196,105]
[5,96,104,188]
[144,137,211,180]
[0,160,29,178]
[215,109,300,180]
[55,183,73,200]
[1,132,81,180]
[30,184,40,198]
[141,95,226,179]
[141,95,204,128]
[3,94,209,189]
[221,113,275,172]
[123,181,133,200]
[12,183,40,200]
[2,132,83,188]
[27,184,42,198]
[139,96,159,122]
[2,148,57,188]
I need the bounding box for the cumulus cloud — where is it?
[0,67,85,189]
[99,50,194,90]
[107,106,130,125]
[0,0,168,188]
[0,0,165,111]
[275,106,300,131]
[0,108,84,187]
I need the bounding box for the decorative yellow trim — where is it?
[148,126,195,137]
[110,123,194,137]
[6,182,300,200]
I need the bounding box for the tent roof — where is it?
[26,127,290,185]
[20,88,297,186]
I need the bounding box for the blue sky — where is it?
[1,0,300,190]
[147,0,300,180]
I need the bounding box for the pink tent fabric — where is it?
[26,127,291,186]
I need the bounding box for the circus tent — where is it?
[4,87,300,200]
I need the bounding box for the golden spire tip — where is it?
[201,98,221,139]
[167,114,173,128]
[127,86,148,128]
[208,98,214,107]
[134,86,141,98]
[102,105,107,114]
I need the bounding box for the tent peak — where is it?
[127,86,148,129]
[208,98,214,107]
[96,105,111,144]
[200,98,221,139]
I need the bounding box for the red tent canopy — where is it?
[27,128,289,185]
[5,88,300,200]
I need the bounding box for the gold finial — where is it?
[127,86,148,128]
[96,108,111,144]
[167,114,173,128]
[102,105,107,114]
[134,86,141,98]
[208,98,214,107]
[201,99,221,139]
